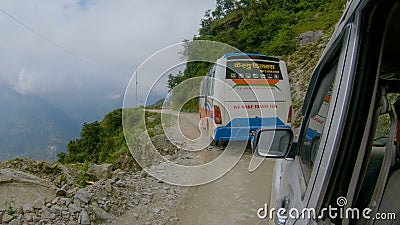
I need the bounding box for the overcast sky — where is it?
[0,0,215,121]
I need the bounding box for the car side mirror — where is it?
[252,128,293,158]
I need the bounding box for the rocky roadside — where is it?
[0,136,201,225]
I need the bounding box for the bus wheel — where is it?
[217,140,228,148]
[209,136,217,146]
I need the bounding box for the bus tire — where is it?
[217,140,228,148]
[209,136,217,146]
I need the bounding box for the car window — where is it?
[299,61,338,185]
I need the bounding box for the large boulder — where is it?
[91,205,113,221]
[0,169,56,209]
[2,214,13,223]
[78,210,90,224]
[297,30,324,46]
[87,164,113,180]
[75,189,93,204]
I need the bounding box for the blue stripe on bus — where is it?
[306,128,321,141]
[213,117,289,141]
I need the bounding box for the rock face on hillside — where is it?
[0,168,57,211]
[297,30,324,46]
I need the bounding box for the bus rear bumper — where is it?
[213,117,289,141]
[214,126,258,141]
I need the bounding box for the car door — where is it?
[269,20,359,225]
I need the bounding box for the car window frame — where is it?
[295,23,356,204]
[297,62,338,185]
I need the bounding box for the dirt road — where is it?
[112,110,275,225]
[163,110,275,225]
[176,152,274,225]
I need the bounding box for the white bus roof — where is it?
[222,53,281,62]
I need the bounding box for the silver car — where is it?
[253,0,400,224]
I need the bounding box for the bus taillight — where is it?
[214,105,222,124]
[288,105,293,123]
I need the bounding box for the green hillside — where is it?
[57,109,130,164]
[196,0,346,55]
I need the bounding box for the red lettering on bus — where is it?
[270,104,278,108]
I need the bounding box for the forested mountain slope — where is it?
[179,0,347,126]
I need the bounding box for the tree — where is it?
[58,109,132,164]
[166,71,183,92]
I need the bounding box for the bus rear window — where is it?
[226,60,283,80]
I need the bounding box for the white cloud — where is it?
[106,93,121,100]
[0,0,215,117]
[13,69,29,95]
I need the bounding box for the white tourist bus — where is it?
[199,53,292,145]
